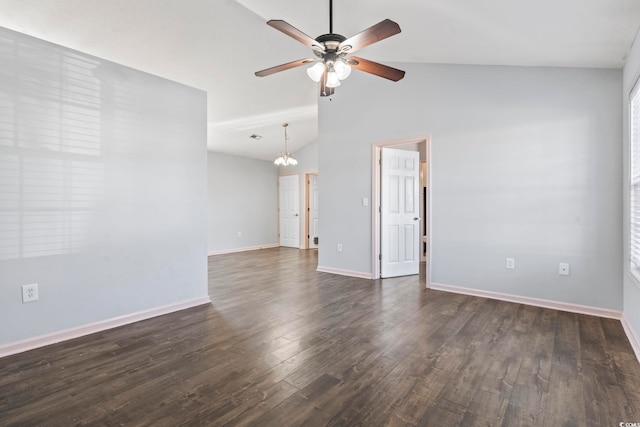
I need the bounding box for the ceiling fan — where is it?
[254,0,405,97]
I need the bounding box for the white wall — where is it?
[277,139,319,248]
[623,32,640,347]
[0,27,208,346]
[318,63,622,310]
[207,152,278,252]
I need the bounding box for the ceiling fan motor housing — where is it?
[314,33,350,62]
[315,33,346,45]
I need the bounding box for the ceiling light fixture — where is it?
[324,64,341,88]
[306,62,324,82]
[274,123,297,167]
[255,0,405,97]
[306,58,351,88]
[333,59,351,80]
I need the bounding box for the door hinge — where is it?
[379,253,382,260]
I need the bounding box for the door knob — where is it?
[414,217,420,221]
[295,214,299,217]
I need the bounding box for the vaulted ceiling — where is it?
[0,0,639,161]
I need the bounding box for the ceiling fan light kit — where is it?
[333,60,351,80]
[325,67,341,88]
[306,62,325,82]
[255,0,405,97]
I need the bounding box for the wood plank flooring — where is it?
[1,247,639,426]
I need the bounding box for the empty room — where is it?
[1,1,640,425]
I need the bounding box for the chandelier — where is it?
[274,123,298,166]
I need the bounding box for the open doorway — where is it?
[305,172,319,249]
[372,135,431,287]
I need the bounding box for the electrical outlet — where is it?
[337,243,343,252]
[559,263,570,276]
[506,258,515,270]
[22,283,38,303]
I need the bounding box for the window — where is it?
[630,81,640,280]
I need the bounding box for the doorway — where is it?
[278,174,299,248]
[372,136,431,286]
[305,173,319,249]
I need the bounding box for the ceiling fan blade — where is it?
[339,19,401,54]
[319,69,335,97]
[255,58,315,77]
[349,56,405,82]
[267,20,324,51]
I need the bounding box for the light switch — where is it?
[362,197,368,207]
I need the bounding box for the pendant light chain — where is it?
[284,123,289,152]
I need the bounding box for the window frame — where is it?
[629,77,640,283]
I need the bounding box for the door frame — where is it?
[304,171,319,249]
[372,135,432,287]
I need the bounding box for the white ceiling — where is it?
[0,0,639,161]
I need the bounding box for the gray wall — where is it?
[623,33,640,340]
[0,27,208,345]
[207,152,278,252]
[318,63,622,310]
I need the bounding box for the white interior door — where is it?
[279,175,299,248]
[308,174,319,249]
[381,148,420,278]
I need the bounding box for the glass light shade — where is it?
[274,153,297,166]
[326,70,341,88]
[306,62,324,82]
[334,60,351,80]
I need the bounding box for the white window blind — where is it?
[630,81,640,274]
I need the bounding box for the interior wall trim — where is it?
[316,266,373,279]
[430,282,622,319]
[621,314,640,363]
[0,296,212,359]
[208,243,279,256]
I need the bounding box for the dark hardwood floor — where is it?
[1,247,639,426]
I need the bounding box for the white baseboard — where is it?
[0,296,212,359]
[621,314,640,363]
[208,243,279,256]
[430,282,622,320]
[316,265,373,279]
